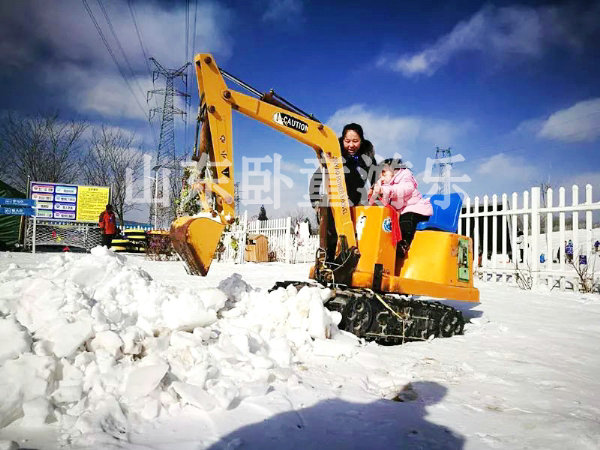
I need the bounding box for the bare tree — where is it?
[82,126,144,226]
[0,112,86,191]
[288,206,317,233]
[568,257,599,293]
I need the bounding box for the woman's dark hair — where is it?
[342,123,365,141]
[340,122,374,158]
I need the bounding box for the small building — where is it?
[245,234,268,262]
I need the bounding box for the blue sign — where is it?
[0,198,35,207]
[0,207,36,216]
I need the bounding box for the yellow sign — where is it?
[76,186,110,222]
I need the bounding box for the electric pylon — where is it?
[147,57,190,227]
[435,147,452,195]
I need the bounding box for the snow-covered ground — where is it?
[1,250,599,450]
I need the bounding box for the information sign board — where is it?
[30,182,110,222]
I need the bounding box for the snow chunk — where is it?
[0,316,31,364]
[0,249,349,445]
[0,441,19,450]
[162,289,226,330]
[0,354,56,428]
[21,397,52,426]
[172,381,216,411]
[43,319,94,358]
[89,330,123,357]
[124,362,169,400]
[218,273,252,302]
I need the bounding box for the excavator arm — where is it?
[170,53,357,276]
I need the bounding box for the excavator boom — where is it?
[171,53,356,276]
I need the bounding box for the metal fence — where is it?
[460,184,600,291]
[24,219,157,251]
[25,220,102,250]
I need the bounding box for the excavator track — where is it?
[270,281,464,345]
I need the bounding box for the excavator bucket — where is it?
[170,215,225,276]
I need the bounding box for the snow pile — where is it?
[0,248,348,445]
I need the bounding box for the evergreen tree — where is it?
[258,205,268,221]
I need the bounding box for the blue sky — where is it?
[1,0,599,221]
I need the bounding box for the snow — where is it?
[0,249,599,449]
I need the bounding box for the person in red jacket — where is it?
[98,204,118,249]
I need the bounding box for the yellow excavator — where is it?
[170,53,479,345]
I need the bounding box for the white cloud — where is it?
[0,1,232,121]
[454,151,542,198]
[537,98,600,143]
[262,0,304,24]
[557,172,600,197]
[476,153,538,180]
[379,3,598,77]
[326,104,470,159]
[0,1,232,71]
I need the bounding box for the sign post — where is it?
[0,198,37,253]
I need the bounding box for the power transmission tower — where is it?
[147,57,190,227]
[234,182,241,216]
[435,147,452,195]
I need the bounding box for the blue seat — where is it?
[416,193,463,233]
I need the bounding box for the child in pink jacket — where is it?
[370,159,432,256]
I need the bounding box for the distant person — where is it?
[98,204,118,249]
[565,240,574,263]
[595,240,600,253]
[516,231,524,263]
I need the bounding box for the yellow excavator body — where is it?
[308,206,479,301]
[170,53,479,343]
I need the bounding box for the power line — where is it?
[95,0,158,146]
[126,0,160,147]
[127,0,153,79]
[184,0,199,160]
[81,0,156,142]
[192,0,199,58]
[97,0,146,99]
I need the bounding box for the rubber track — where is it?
[270,281,465,345]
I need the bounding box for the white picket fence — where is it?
[459,184,600,291]
[219,211,319,264]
